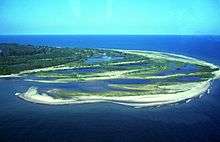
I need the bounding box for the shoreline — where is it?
[1,49,220,78]
[17,80,211,108]
[13,49,220,108]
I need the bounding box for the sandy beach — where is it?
[15,50,220,108]
[17,80,210,107]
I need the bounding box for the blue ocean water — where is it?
[0,35,220,142]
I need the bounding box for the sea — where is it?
[0,35,220,142]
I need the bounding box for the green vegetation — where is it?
[11,44,219,106]
[0,43,125,75]
[1,43,219,98]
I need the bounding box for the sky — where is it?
[0,0,220,35]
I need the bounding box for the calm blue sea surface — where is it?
[0,35,220,142]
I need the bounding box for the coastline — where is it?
[1,49,219,78]
[13,49,220,108]
[17,80,210,107]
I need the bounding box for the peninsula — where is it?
[1,43,219,107]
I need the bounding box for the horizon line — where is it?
[1,33,220,36]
